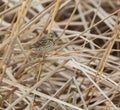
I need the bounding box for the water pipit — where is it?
[30,32,55,57]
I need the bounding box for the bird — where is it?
[30,32,55,55]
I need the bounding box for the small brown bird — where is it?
[30,32,55,55]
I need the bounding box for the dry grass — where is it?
[0,0,120,110]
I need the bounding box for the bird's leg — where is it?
[42,53,46,61]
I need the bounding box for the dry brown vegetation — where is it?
[0,0,120,110]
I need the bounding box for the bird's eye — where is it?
[49,32,54,38]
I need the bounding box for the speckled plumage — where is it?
[30,32,55,54]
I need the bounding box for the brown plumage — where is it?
[30,32,55,54]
